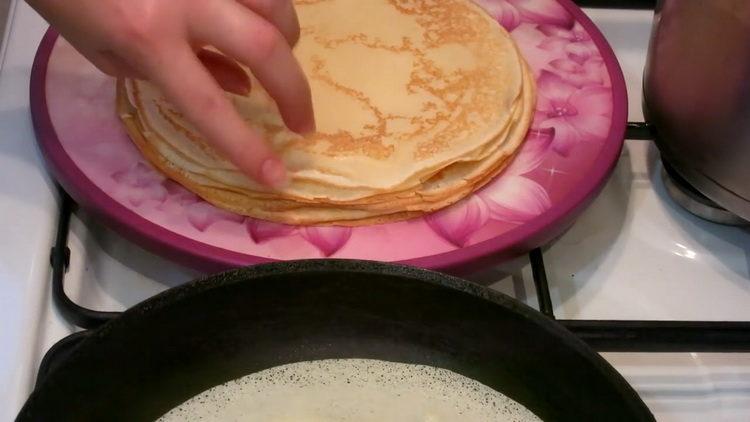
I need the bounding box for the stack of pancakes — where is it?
[117,0,536,226]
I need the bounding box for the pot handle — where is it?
[34,190,123,388]
[51,189,121,329]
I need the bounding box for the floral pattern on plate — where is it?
[41,0,619,267]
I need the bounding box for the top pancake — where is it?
[122,0,526,203]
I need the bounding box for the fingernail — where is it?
[288,111,316,135]
[289,119,316,135]
[261,158,288,188]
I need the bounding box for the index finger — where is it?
[190,0,315,134]
[143,43,287,187]
[237,0,301,46]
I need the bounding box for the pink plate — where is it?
[30,0,627,274]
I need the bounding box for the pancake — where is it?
[117,0,536,226]
[157,359,543,421]
[119,72,524,204]
[117,64,534,225]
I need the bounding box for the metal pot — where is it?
[644,0,750,222]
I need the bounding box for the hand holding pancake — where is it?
[118,0,536,226]
[26,0,315,187]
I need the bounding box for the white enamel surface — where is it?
[545,8,750,322]
[0,2,58,420]
[2,4,750,421]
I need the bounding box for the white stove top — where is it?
[2,3,750,421]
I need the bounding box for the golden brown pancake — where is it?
[117,0,536,226]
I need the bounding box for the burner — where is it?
[660,160,747,226]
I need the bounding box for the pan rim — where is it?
[20,259,653,420]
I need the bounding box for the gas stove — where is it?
[2,2,750,421]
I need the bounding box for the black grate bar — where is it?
[528,245,750,352]
[561,320,750,352]
[51,188,119,330]
[574,0,655,9]
[626,122,655,140]
[529,248,555,317]
[48,190,750,353]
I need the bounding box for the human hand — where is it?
[27,0,315,187]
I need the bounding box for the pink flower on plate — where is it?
[426,129,553,247]
[246,219,296,243]
[426,196,490,247]
[111,162,168,207]
[83,141,132,176]
[477,129,553,223]
[477,0,521,31]
[301,227,352,257]
[185,202,244,232]
[538,24,598,64]
[509,0,575,28]
[548,57,607,88]
[245,220,352,256]
[111,162,163,187]
[162,180,200,206]
[476,0,574,32]
[161,180,244,232]
[535,70,612,155]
